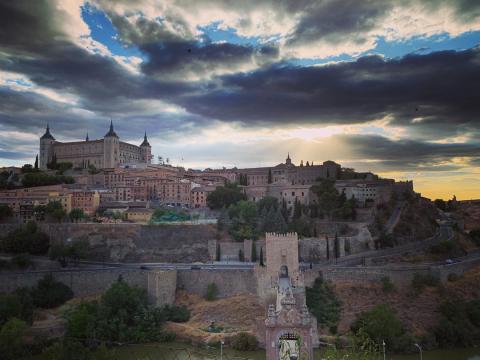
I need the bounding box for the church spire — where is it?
[104,119,118,138]
[41,123,55,140]
[141,130,151,147]
[286,152,292,165]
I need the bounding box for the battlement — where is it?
[265,232,298,238]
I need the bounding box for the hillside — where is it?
[333,266,480,336]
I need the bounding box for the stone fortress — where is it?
[264,232,318,360]
[39,121,152,170]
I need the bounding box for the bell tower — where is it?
[39,124,56,170]
[140,131,152,164]
[103,120,120,168]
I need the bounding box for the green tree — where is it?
[259,247,264,266]
[470,228,480,246]
[351,304,412,353]
[207,183,246,209]
[31,274,73,308]
[326,236,330,260]
[434,199,447,211]
[69,208,85,223]
[45,201,67,222]
[267,168,272,184]
[238,249,244,262]
[0,204,12,220]
[215,243,221,261]
[34,154,39,169]
[205,283,219,301]
[231,332,258,351]
[0,221,50,255]
[228,200,258,241]
[306,278,342,331]
[251,241,257,262]
[0,290,34,327]
[311,180,340,220]
[0,318,27,360]
[334,232,340,259]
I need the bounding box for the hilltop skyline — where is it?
[1,0,480,200]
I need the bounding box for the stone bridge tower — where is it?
[264,232,317,360]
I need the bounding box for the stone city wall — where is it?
[177,269,257,298]
[0,223,217,263]
[303,256,480,287]
[0,268,148,297]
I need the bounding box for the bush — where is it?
[205,283,219,301]
[31,274,73,308]
[447,273,460,282]
[66,278,169,344]
[306,278,341,330]
[0,318,27,360]
[429,240,455,255]
[411,273,440,294]
[0,221,50,255]
[351,304,413,353]
[0,289,34,327]
[434,299,480,347]
[381,276,395,293]
[230,332,258,351]
[161,305,190,323]
[11,254,32,269]
[470,228,480,246]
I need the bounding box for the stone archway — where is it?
[280,265,289,278]
[278,332,300,360]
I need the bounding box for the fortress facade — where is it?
[39,122,152,170]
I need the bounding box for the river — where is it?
[108,343,479,360]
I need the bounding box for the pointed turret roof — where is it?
[40,123,55,140]
[140,131,151,147]
[104,120,118,138]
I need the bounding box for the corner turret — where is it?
[140,131,152,164]
[39,124,56,169]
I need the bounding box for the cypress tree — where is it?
[268,168,272,184]
[259,247,264,266]
[216,244,221,261]
[326,236,330,260]
[34,154,39,169]
[251,241,257,262]
[334,232,340,259]
[238,249,244,262]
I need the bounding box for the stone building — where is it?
[264,232,318,360]
[238,154,340,186]
[39,122,152,170]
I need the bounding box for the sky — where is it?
[0,0,479,200]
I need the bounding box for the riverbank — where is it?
[75,342,479,360]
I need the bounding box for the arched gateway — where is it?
[265,233,317,360]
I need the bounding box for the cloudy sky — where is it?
[0,0,479,200]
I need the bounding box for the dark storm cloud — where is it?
[140,41,279,78]
[286,0,392,47]
[177,47,480,139]
[337,134,480,171]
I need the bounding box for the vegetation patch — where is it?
[411,273,441,295]
[230,332,258,351]
[351,304,414,353]
[306,278,342,333]
[0,221,50,255]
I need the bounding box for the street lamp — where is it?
[414,343,423,360]
[220,340,225,360]
[382,340,386,360]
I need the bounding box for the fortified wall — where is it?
[0,223,217,263]
[0,267,257,307]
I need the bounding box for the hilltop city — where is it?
[0,122,479,359]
